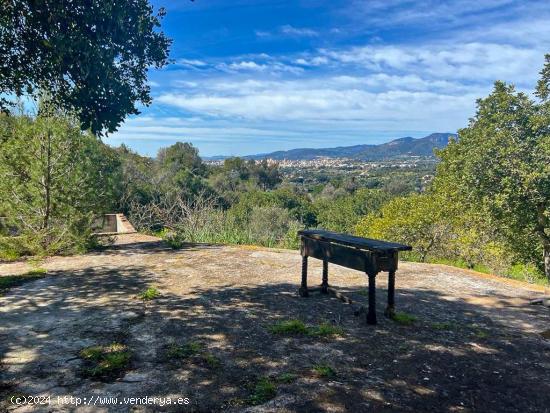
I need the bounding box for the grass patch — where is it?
[166,341,202,360]
[0,269,47,295]
[313,364,336,379]
[202,353,221,369]
[506,263,548,286]
[79,343,131,380]
[248,377,277,405]
[391,311,417,326]
[138,287,161,301]
[276,372,298,384]
[165,341,220,369]
[268,319,344,337]
[311,322,344,337]
[431,321,460,331]
[471,327,489,339]
[268,319,309,335]
[26,267,47,276]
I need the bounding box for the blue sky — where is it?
[107,0,550,157]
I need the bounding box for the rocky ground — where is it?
[0,234,549,412]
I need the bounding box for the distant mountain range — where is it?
[207,133,457,161]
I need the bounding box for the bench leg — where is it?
[367,271,377,325]
[299,255,309,297]
[385,270,396,318]
[321,258,328,294]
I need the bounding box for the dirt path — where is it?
[1,234,549,412]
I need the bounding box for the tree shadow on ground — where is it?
[0,251,549,413]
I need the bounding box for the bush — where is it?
[245,206,300,248]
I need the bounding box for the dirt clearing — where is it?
[1,234,549,412]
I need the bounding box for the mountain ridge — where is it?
[206,133,457,161]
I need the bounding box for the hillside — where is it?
[242,133,457,161]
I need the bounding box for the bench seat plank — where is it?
[298,229,412,253]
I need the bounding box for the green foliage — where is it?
[268,319,309,335]
[312,364,336,379]
[310,322,344,337]
[0,1,170,134]
[276,372,298,384]
[26,268,47,276]
[435,73,550,279]
[138,287,160,301]
[315,188,389,232]
[231,188,316,227]
[79,343,131,379]
[431,321,460,331]
[166,342,202,360]
[356,193,450,262]
[202,353,221,369]
[0,111,122,258]
[248,377,277,405]
[268,320,344,337]
[391,312,417,326]
[506,263,548,286]
[209,158,282,202]
[0,270,46,295]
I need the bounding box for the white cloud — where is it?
[280,25,318,37]
[254,30,271,38]
[319,42,545,85]
[216,60,304,74]
[174,58,208,68]
[157,81,479,133]
[121,0,549,156]
[294,56,329,66]
[254,25,319,39]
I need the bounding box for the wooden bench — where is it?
[298,229,412,325]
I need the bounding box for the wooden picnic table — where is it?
[298,229,412,325]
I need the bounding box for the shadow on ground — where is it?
[0,242,548,413]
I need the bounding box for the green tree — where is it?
[0,111,121,253]
[356,194,450,262]
[156,142,210,200]
[116,145,158,210]
[0,0,170,134]
[251,159,282,190]
[315,189,389,233]
[435,57,550,280]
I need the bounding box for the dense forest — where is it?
[1,57,549,286]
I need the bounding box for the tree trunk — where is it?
[544,241,550,282]
[43,129,52,230]
[536,206,549,282]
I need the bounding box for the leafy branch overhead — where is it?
[0,0,171,134]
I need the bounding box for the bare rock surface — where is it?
[0,234,549,412]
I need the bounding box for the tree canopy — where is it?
[0,0,171,134]
[435,57,550,280]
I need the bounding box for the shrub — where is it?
[138,287,161,300]
[248,377,277,405]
